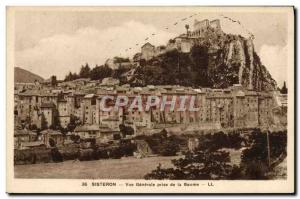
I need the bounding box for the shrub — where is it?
[119,141,136,156]
[159,140,179,156]
[197,131,245,151]
[242,160,268,179]
[241,130,287,165]
[145,150,235,180]
[78,148,97,161]
[59,144,80,160]
[51,148,63,162]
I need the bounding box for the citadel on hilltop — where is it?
[140,19,222,60]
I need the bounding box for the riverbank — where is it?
[14,156,177,179]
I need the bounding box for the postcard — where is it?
[6,6,295,194]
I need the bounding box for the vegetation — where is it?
[59,27,277,91]
[145,150,234,180]
[241,129,287,165]
[133,48,211,87]
[197,131,245,151]
[79,63,91,78]
[113,56,130,63]
[67,115,81,132]
[280,81,288,94]
[90,65,113,80]
[64,72,79,81]
[119,124,134,138]
[145,129,287,180]
[40,113,48,130]
[50,75,58,87]
[64,63,114,81]
[135,130,183,156]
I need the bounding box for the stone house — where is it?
[141,42,155,61]
[39,129,64,147]
[82,94,97,125]
[40,102,56,128]
[14,129,37,149]
[74,125,101,140]
[57,99,71,128]
[74,125,118,143]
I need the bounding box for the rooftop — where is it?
[40,102,56,108]
[74,125,100,132]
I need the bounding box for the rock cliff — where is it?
[128,29,277,91]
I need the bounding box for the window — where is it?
[91,98,96,105]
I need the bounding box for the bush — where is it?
[241,130,287,165]
[198,131,245,151]
[138,132,182,156]
[243,161,268,179]
[97,148,110,159]
[59,144,80,160]
[145,150,235,180]
[119,140,136,156]
[159,140,179,156]
[78,148,97,161]
[108,147,123,159]
[51,148,63,162]
[14,148,52,165]
[239,129,287,179]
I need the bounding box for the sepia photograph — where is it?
[6,6,295,194]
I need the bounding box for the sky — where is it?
[13,7,288,87]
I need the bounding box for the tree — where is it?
[79,63,91,78]
[112,66,130,80]
[65,72,72,81]
[50,75,57,87]
[70,134,80,143]
[40,113,48,130]
[49,139,63,163]
[29,124,38,131]
[113,56,130,63]
[64,72,79,81]
[280,81,288,94]
[67,115,80,132]
[119,124,134,138]
[185,24,189,35]
[145,150,235,180]
[49,138,56,147]
[90,65,113,80]
[159,140,179,156]
[50,109,61,130]
[241,129,287,165]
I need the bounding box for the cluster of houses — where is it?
[14,76,287,150]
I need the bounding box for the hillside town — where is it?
[14,19,288,170]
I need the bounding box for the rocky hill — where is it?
[125,29,277,91]
[14,67,44,83]
[61,22,277,92]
